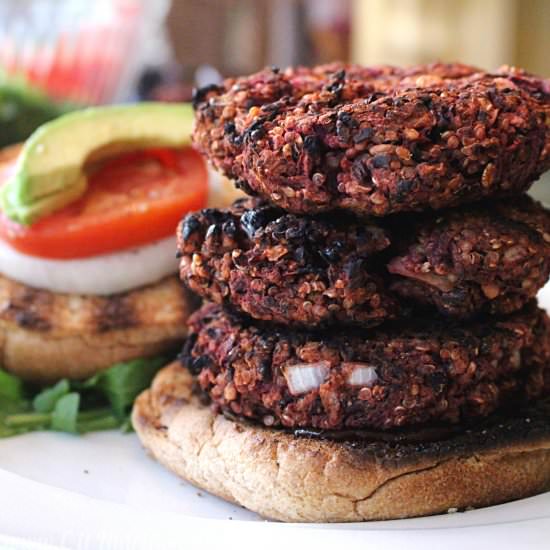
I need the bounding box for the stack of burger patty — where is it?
[179,62,550,435]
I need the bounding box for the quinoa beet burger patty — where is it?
[193,62,550,216]
[388,195,550,317]
[177,197,398,327]
[181,303,550,431]
[178,196,550,324]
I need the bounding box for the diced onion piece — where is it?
[345,362,378,386]
[284,361,330,395]
[388,257,456,292]
[510,350,521,369]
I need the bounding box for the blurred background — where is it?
[0,0,549,192]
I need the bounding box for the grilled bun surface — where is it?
[0,275,196,383]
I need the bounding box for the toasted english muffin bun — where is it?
[133,362,550,523]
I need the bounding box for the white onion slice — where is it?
[0,236,178,295]
[387,257,457,292]
[284,361,330,395]
[510,350,521,369]
[346,363,378,386]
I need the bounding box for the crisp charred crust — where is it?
[177,197,398,327]
[193,62,550,216]
[346,397,550,465]
[388,196,550,317]
[182,302,550,431]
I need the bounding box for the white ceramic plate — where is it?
[0,265,549,550]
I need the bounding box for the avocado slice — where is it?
[1,103,194,225]
[2,176,87,224]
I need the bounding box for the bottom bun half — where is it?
[132,362,550,523]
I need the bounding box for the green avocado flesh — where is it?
[1,102,194,225]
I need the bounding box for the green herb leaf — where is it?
[0,398,29,415]
[33,379,70,413]
[4,411,51,429]
[51,393,80,433]
[0,355,166,438]
[90,357,165,418]
[78,414,120,433]
[0,368,24,402]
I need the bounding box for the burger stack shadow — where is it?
[154,63,550,521]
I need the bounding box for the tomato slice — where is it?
[0,146,208,259]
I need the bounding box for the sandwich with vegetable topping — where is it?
[0,103,240,435]
[133,62,550,522]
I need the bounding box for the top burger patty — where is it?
[193,62,550,216]
[178,196,550,325]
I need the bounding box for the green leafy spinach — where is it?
[0,356,165,438]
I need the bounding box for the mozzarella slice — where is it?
[0,236,178,295]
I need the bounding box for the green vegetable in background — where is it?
[0,356,166,438]
[0,74,77,148]
[51,393,80,433]
[0,369,24,402]
[32,379,70,413]
[82,357,166,418]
